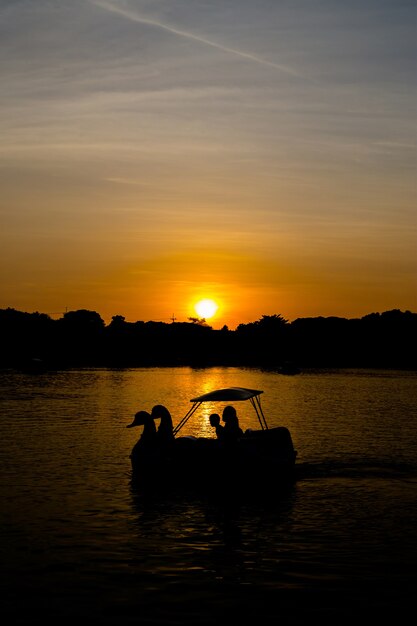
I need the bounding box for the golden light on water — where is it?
[194,299,219,320]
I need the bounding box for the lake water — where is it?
[1,367,416,625]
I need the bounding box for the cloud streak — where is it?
[91,0,301,77]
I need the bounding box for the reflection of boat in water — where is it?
[129,387,297,492]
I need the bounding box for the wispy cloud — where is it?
[91,0,301,77]
[104,177,149,186]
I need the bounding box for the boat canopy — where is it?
[190,387,263,403]
[173,387,267,436]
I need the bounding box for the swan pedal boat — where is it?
[130,387,298,490]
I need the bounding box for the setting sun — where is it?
[194,299,219,319]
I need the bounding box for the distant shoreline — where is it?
[1,307,415,371]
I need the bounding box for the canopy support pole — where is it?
[173,402,202,436]
[250,395,268,430]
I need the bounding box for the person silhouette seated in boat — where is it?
[151,404,174,449]
[126,410,157,468]
[209,413,225,440]
[222,405,244,446]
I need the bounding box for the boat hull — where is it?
[130,427,297,492]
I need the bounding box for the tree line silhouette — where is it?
[0,307,415,371]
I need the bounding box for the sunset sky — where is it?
[1,0,416,329]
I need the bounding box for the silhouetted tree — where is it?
[0,308,55,368]
[235,314,290,366]
[187,317,211,327]
[56,309,105,366]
